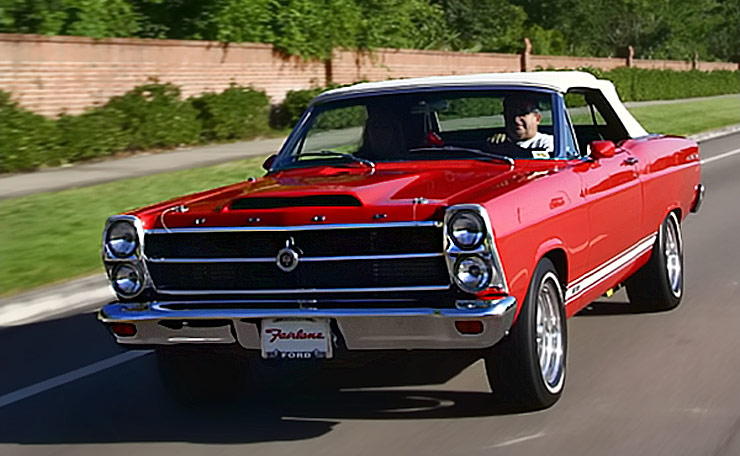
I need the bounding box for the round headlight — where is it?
[111,263,144,297]
[455,256,492,293]
[106,221,138,258]
[449,211,486,249]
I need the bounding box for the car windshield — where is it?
[278,89,557,169]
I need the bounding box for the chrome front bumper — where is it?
[98,297,517,350]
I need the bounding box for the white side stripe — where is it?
[565,234,656,304]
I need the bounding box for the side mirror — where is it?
[589,140,617,159]
[262,154,277,171]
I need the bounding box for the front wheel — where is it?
[626,212,683,311]
[484,258,567,410]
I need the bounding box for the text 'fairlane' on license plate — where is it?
[261,318,333,359]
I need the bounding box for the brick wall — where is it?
[0,33,737,117]
[0,34,327,116]
[332,48,520,84]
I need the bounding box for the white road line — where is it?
[0,350,152,409]
[485,432,546,448]
[702,148,740,165]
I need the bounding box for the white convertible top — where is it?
[319,71,648,138]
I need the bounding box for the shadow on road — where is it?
[0,315,528,445]
[575,297,673,316]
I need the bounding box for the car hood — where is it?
[131,160,551,229]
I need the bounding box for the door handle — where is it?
[549,196,565,209]
[622,156,639,166]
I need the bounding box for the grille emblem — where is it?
[276,238,300,272]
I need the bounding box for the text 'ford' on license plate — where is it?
[261,318,333,359]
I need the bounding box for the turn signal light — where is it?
[110,323,137,337]
[455,320,484,334]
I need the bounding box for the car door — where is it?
[566,89,644,273]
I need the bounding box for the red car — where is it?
[99,71,703,409]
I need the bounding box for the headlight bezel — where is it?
[444,204,509,294]
[102,215,151,299]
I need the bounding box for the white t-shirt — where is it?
[517,132,554,157]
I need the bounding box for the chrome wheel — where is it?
[535,272,565,393]
[664,214,682,297]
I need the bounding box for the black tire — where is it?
[484,258,567,411]
[626,212,683,311]
[156,346,251,405]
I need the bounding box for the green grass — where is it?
[0,157,265,297]
[629,96,740,136]
[2,96,740,297]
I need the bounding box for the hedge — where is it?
[103,83,201,149]
[583,67,740,102]
[0,92,60,172]
[190,84,271,141]
[0,83,271,173]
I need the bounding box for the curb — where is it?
[2,124,740,327]
[0,274,112,327]
[688,124,740,142]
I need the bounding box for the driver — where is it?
[489,95,554,157]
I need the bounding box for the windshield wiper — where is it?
[298,151,376,169]
[409,146,515,166]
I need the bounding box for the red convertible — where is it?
[99,71,703,409]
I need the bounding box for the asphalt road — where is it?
[1,132,740,456]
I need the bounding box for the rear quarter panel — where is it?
[622,135,701,231]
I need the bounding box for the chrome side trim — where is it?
[145,221,443,235]
[147,252,444,264]
[565,233,656,304]
[155,285,451,296]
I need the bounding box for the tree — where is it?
[434,0,526,53]
[354,0,451,51]
[270,0,361,59]
[0,0,140,37]
[708,0,740,61]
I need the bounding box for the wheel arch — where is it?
[670,206,683,222]
[542,248,568,294]
[533,240,569,293]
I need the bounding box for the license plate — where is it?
[261,318,333,359]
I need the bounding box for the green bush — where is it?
[190,84,270,141]
[270,81,365,129]
[0,91,60,173]
[270,86,326,129]
[581,67,740,101]
[56,107,129,162]
[103,82,201,149]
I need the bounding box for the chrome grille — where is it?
[145,224,441,258]
[143,222,449,295]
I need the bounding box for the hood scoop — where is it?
[230,195,362,210]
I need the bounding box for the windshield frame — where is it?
[271,85,565,172]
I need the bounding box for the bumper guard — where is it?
[99,297,517,351]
